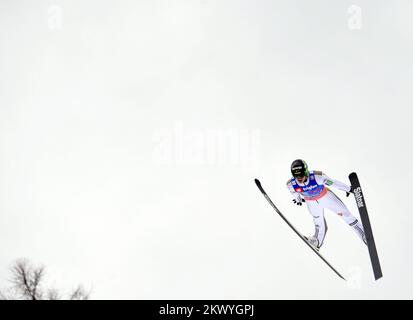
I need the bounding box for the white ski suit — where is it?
[286,171,366,248]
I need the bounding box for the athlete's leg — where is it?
[321,190,367,245]
[306,200,327,248]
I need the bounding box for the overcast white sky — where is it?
[0,0,412,299]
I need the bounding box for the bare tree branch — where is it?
[47,288,60,300]
[10,259,44,300]
[0,290,9,300]
[1,259,90,300]
[69,285,90,300]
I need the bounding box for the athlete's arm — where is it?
[314,171,351,192]
[286,179,304,202]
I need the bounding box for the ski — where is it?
[254,179,346,281]
[349,172,383,280]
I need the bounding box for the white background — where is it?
[0,0,412,299]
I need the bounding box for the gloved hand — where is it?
[346,186,354,197]
[293,199,304,206]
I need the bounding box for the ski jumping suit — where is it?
[286,171,366,247]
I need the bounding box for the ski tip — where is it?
[254,179,264,193]
[349,172,357,179]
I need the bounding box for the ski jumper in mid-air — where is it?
[287,159,367,249]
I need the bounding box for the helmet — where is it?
[291,159,309,179]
